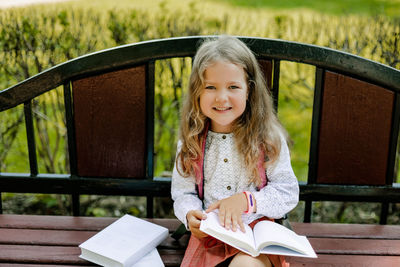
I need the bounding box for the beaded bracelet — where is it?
[243,191,255,214]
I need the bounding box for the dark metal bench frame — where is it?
[0,36,399,223]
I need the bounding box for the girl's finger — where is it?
[193,228,209,239]
[193,210,207,220]
[206,201,220,212]
[218,208,225,227]
[224,212,232,230]
[192,219,201,228]
[238,217,246,233]
[231,213,238,232]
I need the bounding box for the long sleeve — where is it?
[171,141,203,229]
[251,136,299,220]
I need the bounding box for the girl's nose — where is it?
[215,89,228,103]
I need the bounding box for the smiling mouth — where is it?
[213,107,232,111]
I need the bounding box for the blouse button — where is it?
[224,158,228,163]
[227,186,231,190]
[222,135,226,139]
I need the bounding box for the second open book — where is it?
[200,211,317,258]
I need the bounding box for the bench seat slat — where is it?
[286,255,400,266]
[292,222,400,239]
[309,237,400,256]
[0,215,181,231]
[1,244,399,267]
[0,229,95,246]
[0,215,116,231]
[0,265,93,267]
[0,228,189,250]
[1,215,400,266]
[0,245,85,265]
[0,245,185,266]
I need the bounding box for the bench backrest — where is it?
[0,36,399,222]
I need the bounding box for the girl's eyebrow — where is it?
[227,81,243,84]
[204,80,243,84]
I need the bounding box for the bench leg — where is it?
[72,194,80,216]
[380,202,389,225]
[147,196,153,218]
[304,201,312,223]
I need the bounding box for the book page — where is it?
[253,220,317,258]
[200,211,257,256]
[132,248,164,267]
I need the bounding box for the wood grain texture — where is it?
[0,214,116,231]
[0,265,93,267]
[291,221,400,239]
[0,229,96,246]
[287,255,400,267]
[308,237,400,255]
[0,245,84,264]
[258,59,273,89]
[0,214,182,231]
[0,228,189,250]
[317,71,394,185]
[73,66,147,178]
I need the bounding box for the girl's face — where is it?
[199,60,248,133]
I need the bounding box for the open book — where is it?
[200,212,317,258]
[79,214,168,267]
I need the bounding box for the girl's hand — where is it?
[206,193,248,232]
[186,210,209,239]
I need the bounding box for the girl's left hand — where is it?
[206,193,248,232]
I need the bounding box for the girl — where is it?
[171,36,299,267]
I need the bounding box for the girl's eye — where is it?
[205,86,216,90]
[229,85,240,89]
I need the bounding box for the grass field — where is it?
[216,0,400,17]
[11,0,400,17]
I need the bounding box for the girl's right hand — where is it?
[186,210,209,239]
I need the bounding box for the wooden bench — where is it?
[1,36,400,266]
[1,214,399,266]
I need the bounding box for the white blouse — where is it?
[171,131,299,229]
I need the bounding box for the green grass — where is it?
[23,0,400,18]
[214,0,400,17]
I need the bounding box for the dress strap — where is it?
[257,149,268,189]
[195,121,209,200]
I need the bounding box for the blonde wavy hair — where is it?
[177,35,288,186]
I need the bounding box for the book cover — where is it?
[200,211,317,258]
[79,214,168,267]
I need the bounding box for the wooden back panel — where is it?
[72,66,147,178]
[316,71,395,185]
[259,59,273,89]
